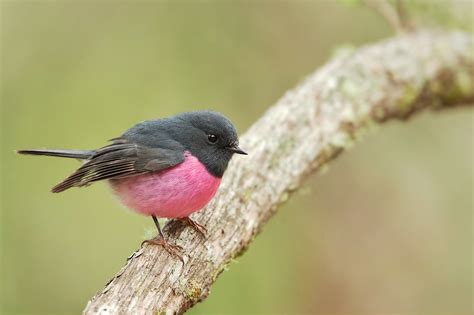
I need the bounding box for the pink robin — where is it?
[18,111,247,259]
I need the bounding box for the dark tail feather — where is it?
[17,149,94,160]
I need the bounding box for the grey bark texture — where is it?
[84,29,474,315]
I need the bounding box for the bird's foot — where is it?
[142,237,184,263]
[178,217,207,239]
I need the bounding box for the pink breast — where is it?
[109,152,221,218]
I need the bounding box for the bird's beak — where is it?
[227,145,248,155]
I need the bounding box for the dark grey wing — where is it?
[51,139,184,193]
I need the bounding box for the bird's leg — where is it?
[178,217,207,239]
[142,215,184,263]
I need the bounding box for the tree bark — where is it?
[84,29,474,315]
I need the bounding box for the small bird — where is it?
[18,111,247,259]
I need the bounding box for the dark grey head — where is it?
[124,111,246,178]
[172,111,246,177]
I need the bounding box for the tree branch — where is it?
[364,0,408,33]
[84,29,474,315]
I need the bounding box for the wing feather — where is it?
[51,139,184,193]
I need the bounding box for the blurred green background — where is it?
[1,1,472,314]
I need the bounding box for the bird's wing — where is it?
[51,138,185,193]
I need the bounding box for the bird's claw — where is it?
[142,237,184,263]
[179,217,207,239]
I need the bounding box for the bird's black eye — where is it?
[207,134,218,144]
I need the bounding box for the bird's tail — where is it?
[17,149,95,160]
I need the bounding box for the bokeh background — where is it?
[1,1,472,314]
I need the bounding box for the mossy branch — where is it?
[84,29,473,315]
